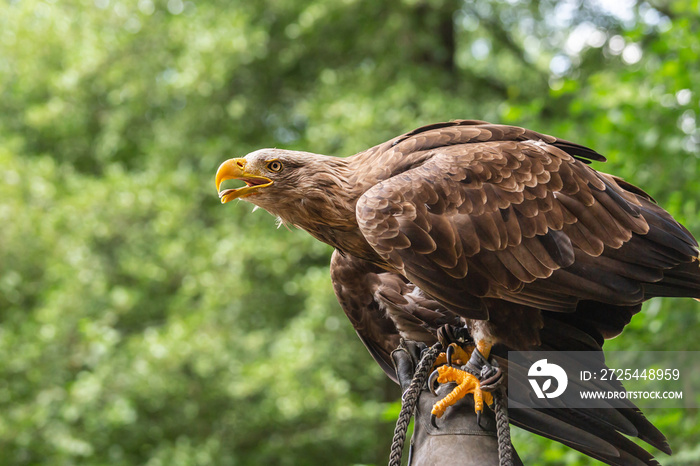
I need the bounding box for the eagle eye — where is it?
[266,160,283,172]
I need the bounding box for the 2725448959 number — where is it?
[594,368,680,381]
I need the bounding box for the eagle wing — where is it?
[355,123,699,329]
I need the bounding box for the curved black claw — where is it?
[428,369,440,396]
[446,344,455,367]
[430,413,439,429]
[476,410,482,429]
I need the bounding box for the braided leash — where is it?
[388,343,513,466]
[493,386,513,466]
[388,342,442,466]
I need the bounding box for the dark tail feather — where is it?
[501,310,671,466]
[619,408,672,455]
[509,407,664,466]
[645,260,700,299]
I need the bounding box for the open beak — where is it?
[215,158,273,203]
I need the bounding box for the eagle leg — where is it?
[428,341,499,429]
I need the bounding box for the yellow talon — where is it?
[428,340,496,428]
[430,365,493,419]
[431,343,474,371]
[449,342,475,366]
[432,352,447,368]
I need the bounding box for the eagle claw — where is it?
[430,413,439,429]
[446,344,455,367]
[428,368,440,396]
[428,341,496,429]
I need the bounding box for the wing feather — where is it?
[355,123,699,320]
[357,136,654,316]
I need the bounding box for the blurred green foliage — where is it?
[1,0,698,464]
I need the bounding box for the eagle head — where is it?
[215,149,356,226]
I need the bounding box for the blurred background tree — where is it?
[0,0,698,464]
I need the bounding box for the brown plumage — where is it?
[216,120,700,465]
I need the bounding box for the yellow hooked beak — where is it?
[215,158,273,204]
